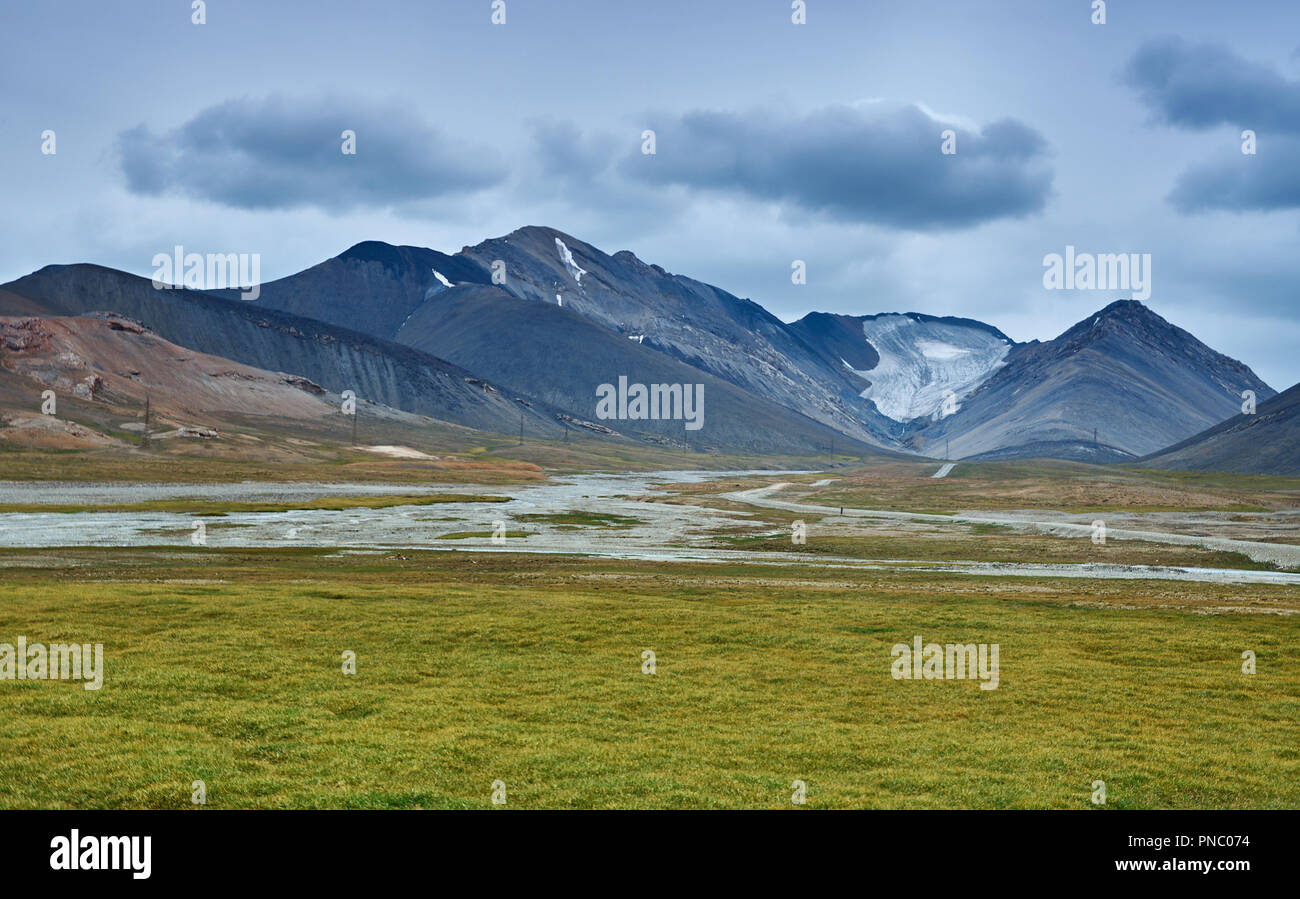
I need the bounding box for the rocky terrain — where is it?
[239,227,900,447]
[0,312,338,449]
[392,282,884,454]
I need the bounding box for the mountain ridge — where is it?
[0,231,1280,470]
[914,298,1275,460]
[1137,381,1300,476]
[0,262,567,439]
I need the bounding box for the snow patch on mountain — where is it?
[852,314,1011,422]
[422,269,454,303]
[555,238,587,284]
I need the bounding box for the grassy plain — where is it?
[1,548,1295,809]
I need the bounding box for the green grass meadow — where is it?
[0,549,1295,809]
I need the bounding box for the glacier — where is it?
[850,314,1011,422]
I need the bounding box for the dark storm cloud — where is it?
[1125,37,1300,134]
[1125,39,1300,212]
[116,95,506,212]
[610,103,1054,230]
[1169,141,1300,213]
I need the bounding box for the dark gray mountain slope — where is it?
[394,283,892,455]
[788,312,880,375]
[1138,381,1300,476]
[224,241,491,340]
[229,227,900,447]
[452,227,901,446]
[914,300,1275,460]
[0,264,564,438]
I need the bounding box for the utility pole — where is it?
[946,438,949,461]
[143,395,150,446]
[518,412,524,446]
[1093,427,1098,445]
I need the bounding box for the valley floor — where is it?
[1,460,1296,809]
[0,548,1296,809]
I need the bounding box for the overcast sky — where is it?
[3,0,1299,387]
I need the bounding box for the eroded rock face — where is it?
[73,374,104,399]
[0,313,337,422]
[1,318,55,353]
[84,226,904,453]
[232,226,905,449]
[282,375,326,395]
[457,226,898,448]
[390,283,888,455]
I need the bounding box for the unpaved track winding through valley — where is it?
[723,482,1300,573]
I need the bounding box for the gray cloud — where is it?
[1125,38,1300,133]
[1125,39,1300,212]
[1170,140,1300,213]
[511,118,686,236]
[610,103,1053,230]
[117,94,506,212]
[531,118,621,188]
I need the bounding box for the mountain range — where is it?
[1,225,1292,474]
